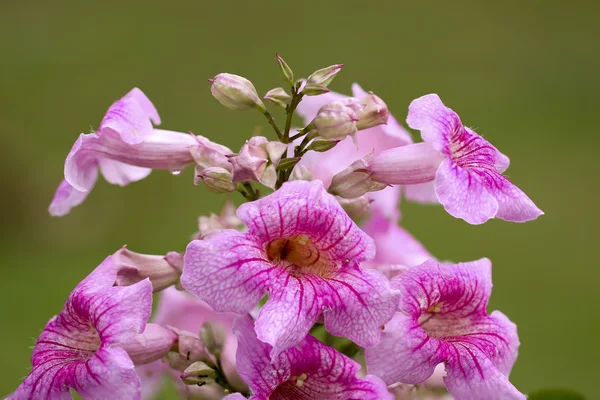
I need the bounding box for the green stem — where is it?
[282,82,304,143]
[263,110,283,141]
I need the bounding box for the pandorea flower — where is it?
[225,316,393,400]
[365,94,543,224]
[10,256,161,400]
[182,180,399,356]
[136,287,246,400]
[366,258,525,400]
[49,88,201,216]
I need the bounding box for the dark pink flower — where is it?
[181,180,399,356]
[10,257,156,400]
[226,316,393,400]
[365,259,525,400]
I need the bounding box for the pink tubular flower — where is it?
[365,258,525,400]
[135,287,246,400]
[10,256,156,400]
[295,84,432,221]
[181,180,400,357]
[49,88,200,217]
[368,94,543,224]
[227,316,393,400]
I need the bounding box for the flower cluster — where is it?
[9,54,543,400]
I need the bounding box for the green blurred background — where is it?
[1,0,598,398]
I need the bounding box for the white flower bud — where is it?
[209,73,266,112]
[312,102,358,140]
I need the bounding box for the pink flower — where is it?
[181,180,400,357]
[49,88,200,216]
[295,84,428,222]
[361,210,433,278]
[226,316,393,400]
[365,258,525,400]
[10,256,157,400]
[367,94,543,224]
[135,287,245,400]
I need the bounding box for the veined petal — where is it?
[444,342,525,400]
[365,313,444,385]
[69,346,141,400]
[49,179,92,217]
[98,88,160,145]
[181,230,270,314]
[323,268,400,348]
[236,180,375,264]
[436,159,543,224]
[435,159,499,225]
[87,280,153,345]
[255,274,325,358]
[234,316,392,400]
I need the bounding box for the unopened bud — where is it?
[264,87,292,108]
[302,83,330,96]
[119,324,177,365]
[265,141,288,166]
[190,139,233,171]
[209,73,266,112]
[305,139,339,153]
[196,167,236,193]
[306,64,344,87]
[336,195,372,220]
[356,93,389,130]
[276,157,301,171]
[276,53,294,86]
[181,361,217,386]
[290,165,312,181]
[199,322,227,355]
[113,246,182,292]
[329,158,387,198]
[229,139,268,182]
[312,102,358,140]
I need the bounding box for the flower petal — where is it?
[88,279,153,344]
[48,179,92,217]
[395,258,492,318]
[64,133,100,192]
[181,230,270,314]
[403,181,439,204]
[70,346,141,400]
[435,159,500,225]
[323,268,400,348]
[365,312,444,385]
[99,88,160,145]
[255,274,324,357]
[362,210,433,272]
[234,316,392,400]
[366,186,401,222]
[236,180,375,264]
[98,159,152,186]
[444,341,525,400]
[406,93,461,153]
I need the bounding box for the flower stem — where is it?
[262,110,283,141]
